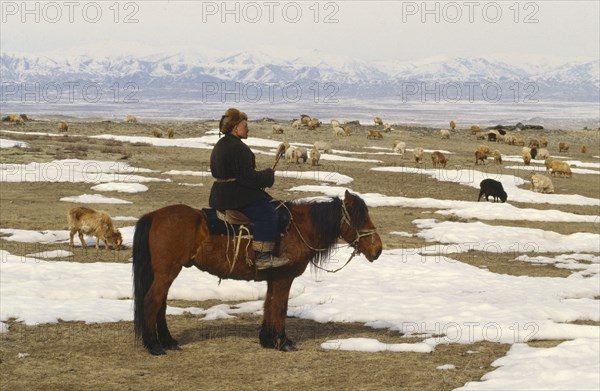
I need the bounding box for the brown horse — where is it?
[133,190,382,355]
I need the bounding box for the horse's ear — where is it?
[344,190,354,207]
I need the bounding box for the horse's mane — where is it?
[292,194,369,266]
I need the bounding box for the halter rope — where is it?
[279,199,378,273]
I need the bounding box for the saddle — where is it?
[201,201,291,237]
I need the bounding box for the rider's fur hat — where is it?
[219,108,248,134]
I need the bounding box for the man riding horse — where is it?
[209,108,290,270]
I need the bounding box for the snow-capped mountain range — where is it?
[1,50,598,102]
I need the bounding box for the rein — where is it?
[278,200,378,273]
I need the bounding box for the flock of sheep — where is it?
[274,115,590,201]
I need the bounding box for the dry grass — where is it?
[1,119,598,390]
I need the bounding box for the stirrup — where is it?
[255,255,291,270]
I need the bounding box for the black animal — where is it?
[530,147,538,160]
[478,179,508,203]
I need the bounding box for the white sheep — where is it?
[530,174,554,193]
[314,141,332,153]
[440,129,450,139]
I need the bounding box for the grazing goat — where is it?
[126,114,137,123]
[478,179,507,203]
[550,160,572,178]
[580,144,588,154]
[431,151,447,168]
[374,116,383,126]
[57,121,68,132]
[530,174,554,194]
[68,207,122,251]
[367,130,383,140]
[559,142,569,152]
[413,147,424,164]
[272,125,284,134]
[311,148,320,166]
[449,120,456,130]
[440,129,450,139]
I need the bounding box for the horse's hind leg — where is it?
[143,268,181,355]
[260,277,296,352]
[157,299,180,350]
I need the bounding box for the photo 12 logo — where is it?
[399,81,539,103]
[1,1,140,24]
[400,1,540,24]
[1,82,139,103]
[199,1,340,23]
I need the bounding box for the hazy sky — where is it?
[1,0,599,61]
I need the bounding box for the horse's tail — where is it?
[133,213,153,340]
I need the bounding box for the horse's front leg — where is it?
[260,277,296,352]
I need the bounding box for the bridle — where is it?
[279,200,378,273]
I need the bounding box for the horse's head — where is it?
[340,190,382,262]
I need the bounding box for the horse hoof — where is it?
[147,344,166,355]
[162,339,181,350]
[278,339,297,352]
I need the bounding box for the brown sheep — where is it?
[307,119,321,130]
[57,121,68,132]
[550,160,572,178]
[493,149,502,164]
[514,136,525,146]
[431,151,447,168]
[310,147,321,166]
[523,151,532,166]
[477,145,492,155]
[272,125,284,134]
[126,114,138,124]
[544,157,556,172]
[367,130,383,140]
[559,142,569,152]
[539,137,548,148]
[413,147,424,164]
[470,125,481,134]
[300,115,311,126]
[167,128,174,139]
[475,150,487,165]
[529,138,540,148]
[580,144,588,154]
[343,126,352,136]
[68,207,122,251]
[293,147,308,164]
[449,120,456,130]
[152,128,163,138]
